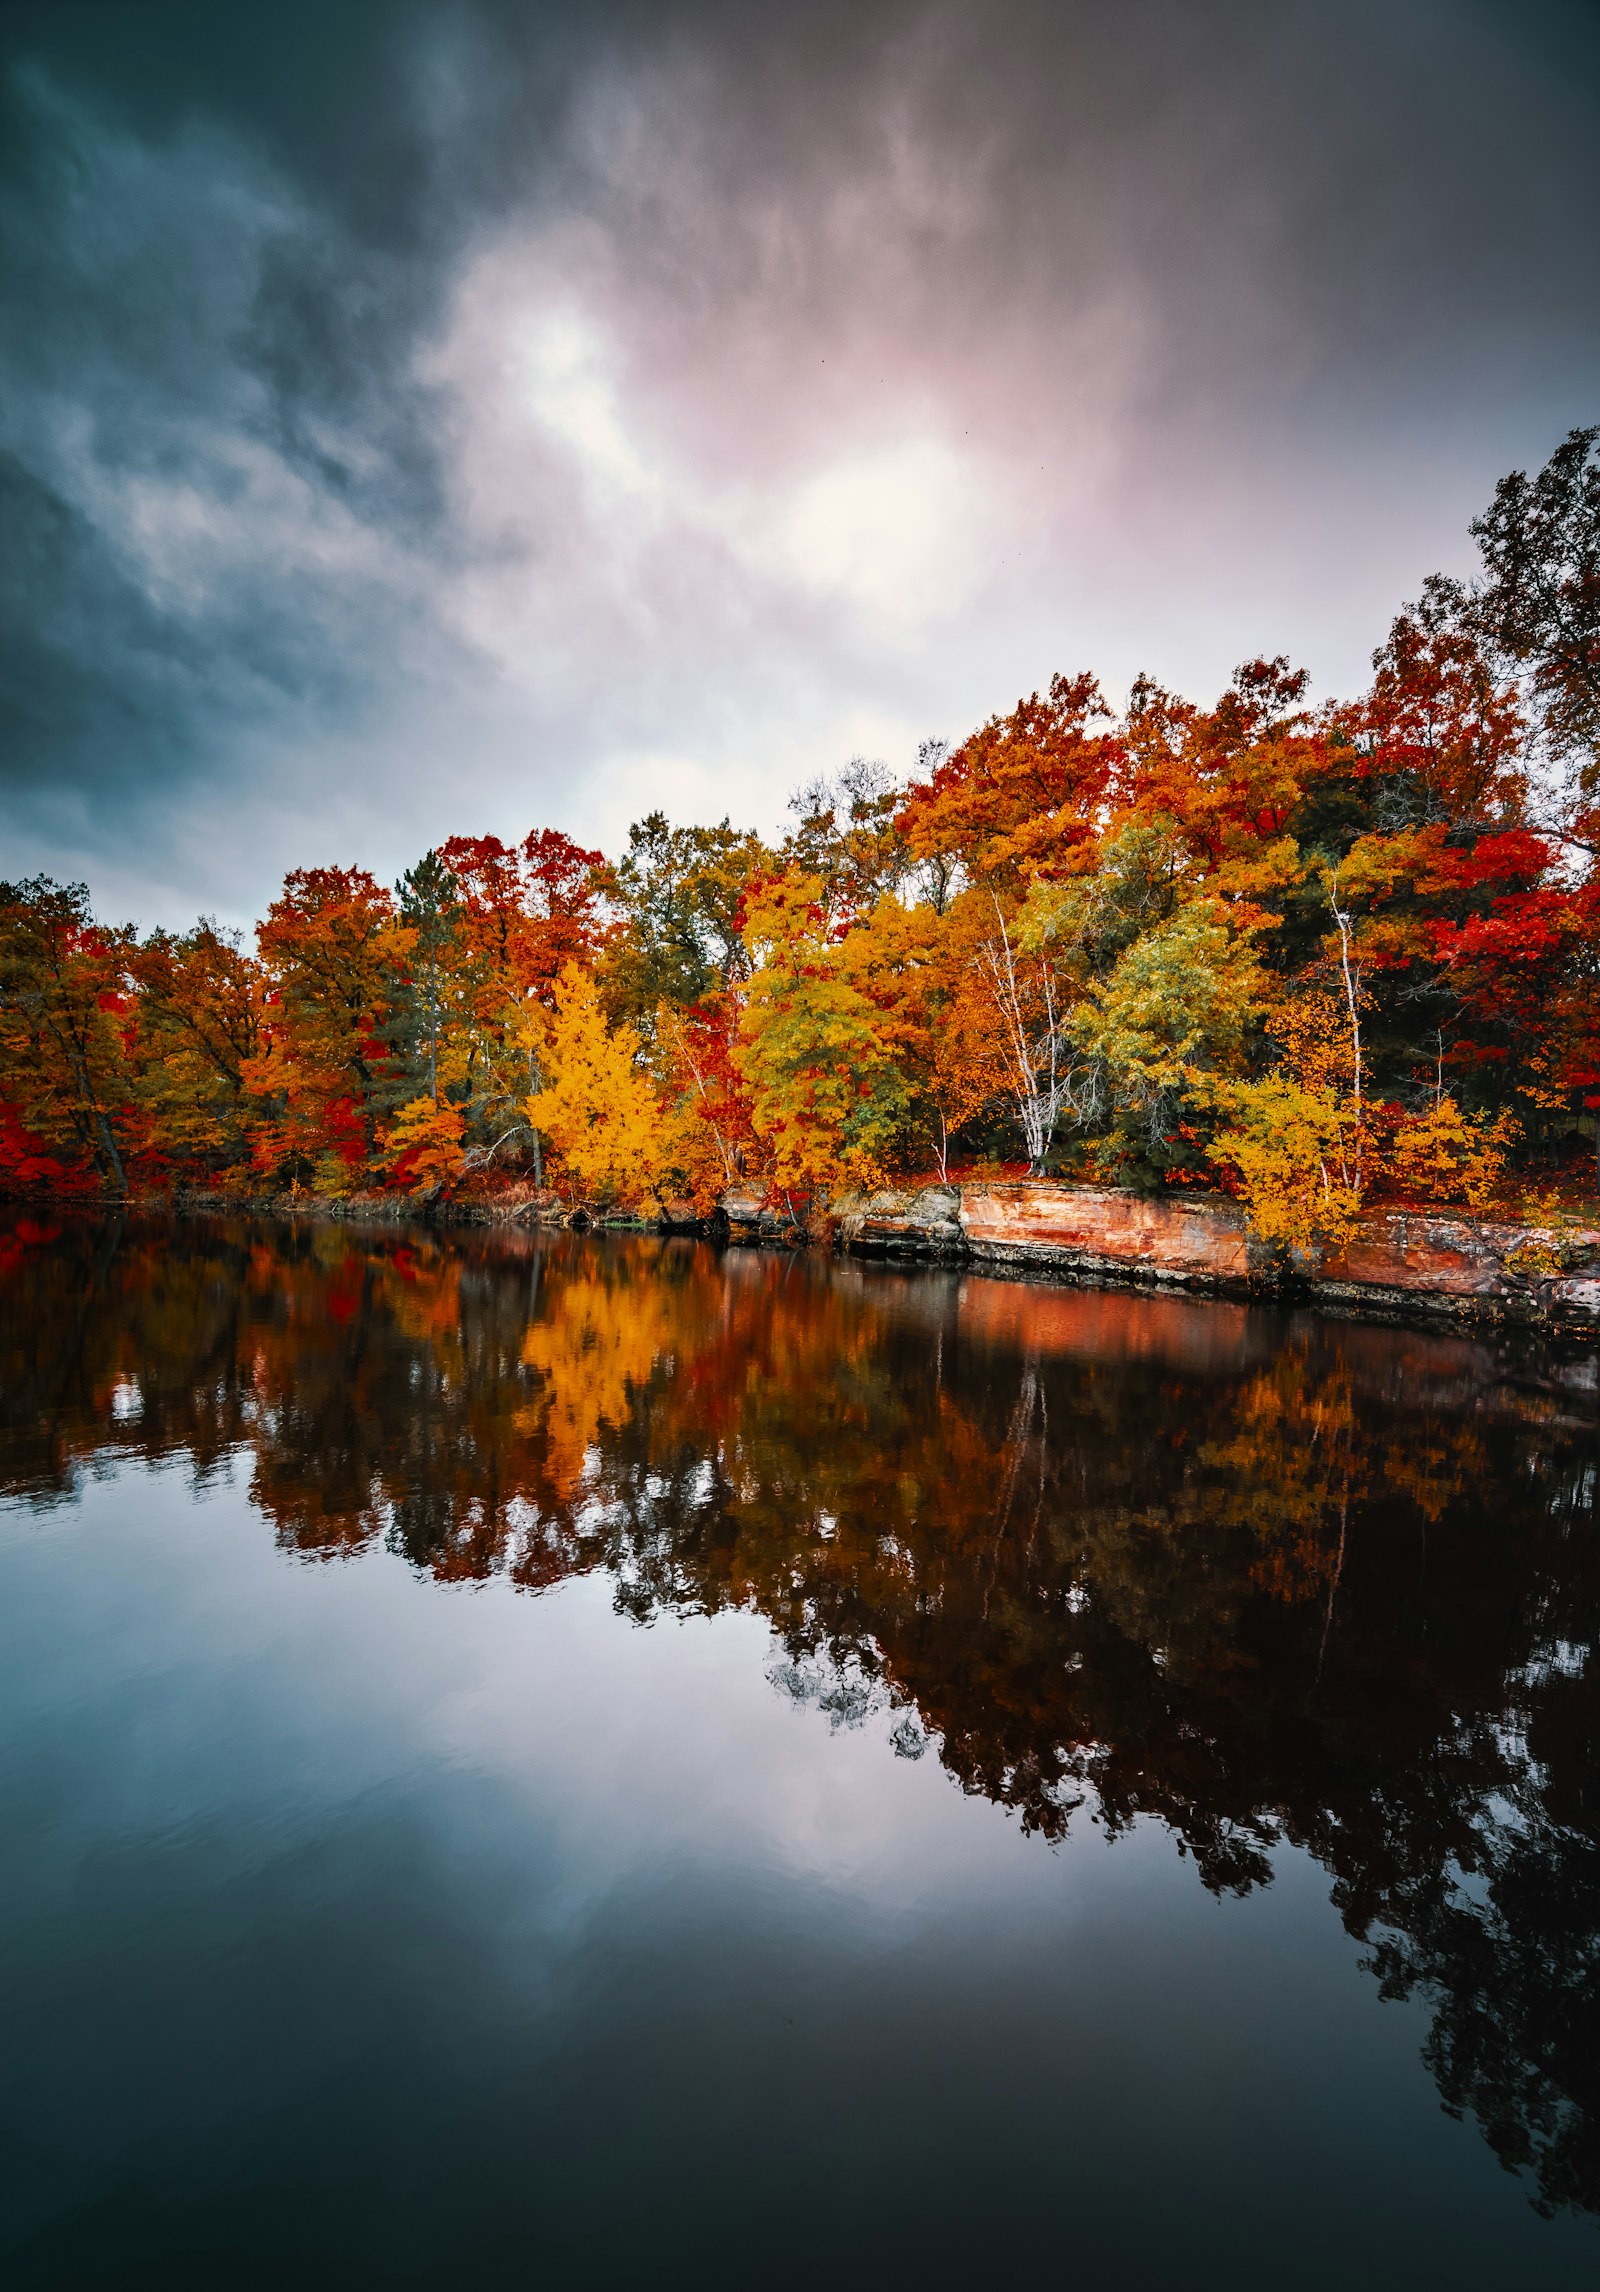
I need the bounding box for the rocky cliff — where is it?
[724,1179,1600,1335]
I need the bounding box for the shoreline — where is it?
[15,1177,1600,1343]
[720,1178,1600,1340]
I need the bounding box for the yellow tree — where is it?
[737,872,913,1198]
[525,965,663,1208]
[1206,1075,1364,1253]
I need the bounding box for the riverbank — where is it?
[812,1179,1600,1337]
[21,1176,1600,1337]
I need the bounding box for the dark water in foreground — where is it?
[1,1215,1597,2288]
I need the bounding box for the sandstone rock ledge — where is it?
[718,1184,812,1247]
[1310,1209,1600,1330]
[959,1182,1256,1292]
[783,1179,1600,1336]
[830,1185,966,1260]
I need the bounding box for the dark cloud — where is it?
[2,1,1598,924]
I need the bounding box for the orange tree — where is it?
[436,828,608,1140]
[251,866,410,1190]
[129,920,269,1183]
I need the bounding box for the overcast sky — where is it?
[3,0,1598,929]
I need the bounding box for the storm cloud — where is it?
[3,0,1598,925]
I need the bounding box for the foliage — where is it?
[525,966,664,1208]
[0,876,133,1191]
[737,872,913,1193]
[1469,425,1600,807]
[1207,1077,1364,1254]
[384,851,472,1111]
[653,996,758,1208]
[382,1095,468,1196]
[600,813,768,1028]
[1070,900,1263,1170]
[252,865,408,1184]
[1387,1097,1518,1211]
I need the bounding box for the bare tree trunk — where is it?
[977,895,1067,1172]
[665,1009,736,1183]
[525,1041,544,1185]
[1330,876,1364,1186]
[56,1029,127,1194]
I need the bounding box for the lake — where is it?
[1,1212,1596,2287]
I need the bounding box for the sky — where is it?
[2,0,1598,931]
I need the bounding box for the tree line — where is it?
[4,428,1600,1243]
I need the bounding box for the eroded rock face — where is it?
[832,1184,965,1260]
[959,1182,1255,1291]
[720,1186,809,1246]
[716,1177,1600,1333]
[1311,1211,1600,1327]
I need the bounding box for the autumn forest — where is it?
[6,429,1600,1251]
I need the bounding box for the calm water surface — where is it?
[1,1212,1597,2288]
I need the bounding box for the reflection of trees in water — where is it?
[2,1211,1597,2219]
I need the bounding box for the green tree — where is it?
[602,813,769,1027]
[1469,425,1600,823]
[384,851,473,1109]
[781,757,911,916]
[0,877,133,1190]
[1070,899,1264,1169]
[737,871,913,1194]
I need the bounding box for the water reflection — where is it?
[3,1210,1597,2222]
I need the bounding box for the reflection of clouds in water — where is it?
[769,1647,887,1732]
[7,1446,1588,2280]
